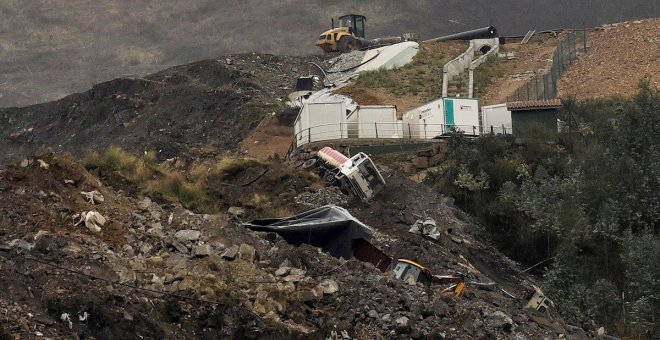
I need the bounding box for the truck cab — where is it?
[315,147,386,201]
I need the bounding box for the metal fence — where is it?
[507,29,588,102]
[292,122,511,147]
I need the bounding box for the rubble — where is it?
[174,229,201,243]
[81,190,104,205]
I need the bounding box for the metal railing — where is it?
[507,29,588,102]
[289,121,511,149]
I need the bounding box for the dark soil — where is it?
[0,54,326,165]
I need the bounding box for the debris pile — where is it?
[0,154,590,338]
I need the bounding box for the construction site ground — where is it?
[1,18,656,339]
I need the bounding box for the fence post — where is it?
[308,128,311,144]
[424,120,427,139]
[583,28,587,52]
[340,122,343,139]
[491,125,494,134]
[375,122,378,138]
[559,42,563,73]
[472,125,476,135]
[408,124,412,139]
[535,77,540,100]
[527,82,530,101]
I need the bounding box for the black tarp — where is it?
[243,205,373,259]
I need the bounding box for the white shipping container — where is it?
[403,98,445,139]
[356,105,398,138]
[481,103,512,134]
[443,98,480,136]
[294,101,347,146]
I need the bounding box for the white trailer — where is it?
[403,98,445,139]
[444,98,480,136]
[481,103,512,134]
[356,105,398,138]
[294,101,347,146]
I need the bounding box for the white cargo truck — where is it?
[302,146,386,201]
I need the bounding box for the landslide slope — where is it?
[0,154,586,339]
[0,54,323,165]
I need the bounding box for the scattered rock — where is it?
[275,267,290,276]
[221,245,239,260]
[171,241,189,254]
[368,310,379,318]
[192,244,212,257]
[174,230,201,242]
[315,279,338,295]
[147,256,164,266]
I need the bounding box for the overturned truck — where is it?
[302,147,385,201]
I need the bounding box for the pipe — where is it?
[424,26,498,43]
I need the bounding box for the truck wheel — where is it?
[338,36,357,53]
[324,172,337,184]
[301,158,317,169]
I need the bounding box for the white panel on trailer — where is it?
[294,101,346,146]
[357,105,398,138]
[444,98,480,136]
[481,103,512,134]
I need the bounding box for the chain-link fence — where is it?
[508,29,588,102]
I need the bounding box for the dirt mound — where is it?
[0,154,589,338]
[557,18,660,100]
[0,54,325,165]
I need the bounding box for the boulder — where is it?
[221,245,239,260]
[315,279,338,295]
[193,244,212,257]
[174,230,201,242]
[238,244,256,263]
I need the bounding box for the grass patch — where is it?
[85,147,161,187]
[473,57,504,97]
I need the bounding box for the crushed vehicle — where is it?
[243,205,391,271]
[302,146,385,201]
[524,283,555,313]
[393,259,467,296]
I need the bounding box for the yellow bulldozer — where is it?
[315,14,367,54]
[315,14,419,54]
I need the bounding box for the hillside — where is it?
[557,18,660,100]
[0,54,325,164]
[0,0,657,107]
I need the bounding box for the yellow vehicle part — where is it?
[443,282,466,297]
[315,28,358,53]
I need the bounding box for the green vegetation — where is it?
[353,43,451,102]
[85,148,262,213]
[429,82,659,338]
[473,57,503,96]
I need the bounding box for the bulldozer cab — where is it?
[337,14,366,38]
